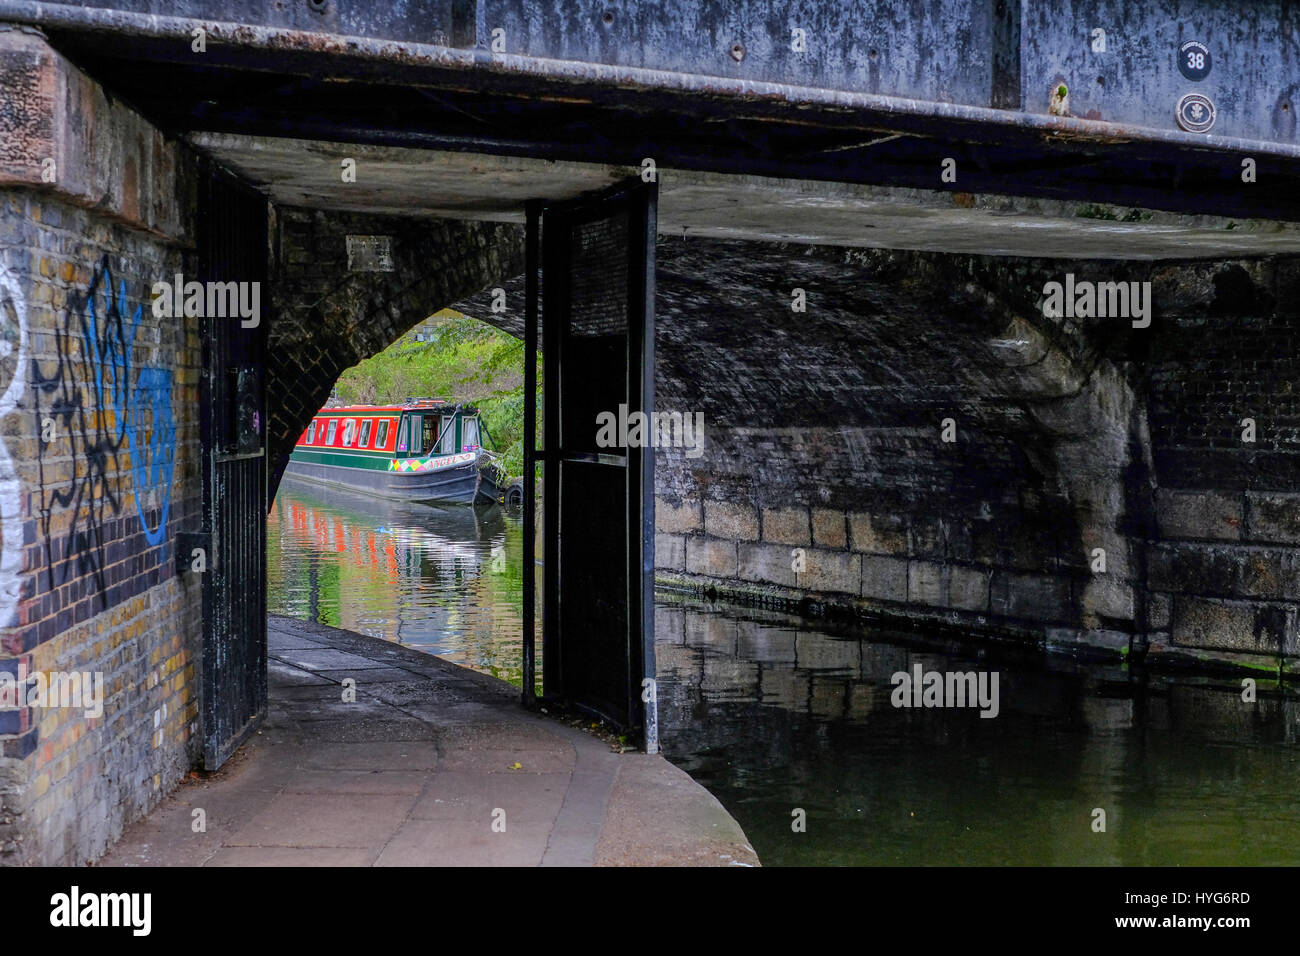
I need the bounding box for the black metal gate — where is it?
[523,179,657,750]
[195,164,269,769]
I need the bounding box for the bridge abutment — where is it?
[651,241,1300,674]
[0,29,202,864]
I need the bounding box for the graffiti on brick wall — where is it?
[31,257,176,607]
[0,260,30,627]
[127,366,175,546]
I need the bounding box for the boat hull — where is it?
[283,455,504,506]
[277,473,507,542]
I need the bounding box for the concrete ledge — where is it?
[0,30,194,239]
[656,572,1300,675]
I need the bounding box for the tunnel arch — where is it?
[266,207,524,495]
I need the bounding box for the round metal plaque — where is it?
[1178,40,1212,80]
[1175,92,1216,133]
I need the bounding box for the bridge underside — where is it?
[9,0,1300,230]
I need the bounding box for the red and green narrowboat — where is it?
[285,400,508,506]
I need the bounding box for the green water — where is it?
[268,478,1300,866]
[267,476,529,686]
[655,597,1300,866]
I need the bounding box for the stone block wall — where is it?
[651,240,1132,653]
[652,240,1300,670]
[1144,261,1300,672]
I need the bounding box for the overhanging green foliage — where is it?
[333,313,539,479]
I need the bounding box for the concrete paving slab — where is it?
[268,633,330,651]
[275,695,413,722]
[410,771,570,823]
[314,667,427,684]
[227,792,417,848]
[594,755,760,867]
[430,719,575,752]
[268,660,337,686]
[373,821,549,867]
[294,740,440,771]
[292,718,437,743]
[280,770,431,796]
[206,846,380,867]
[272,648,394,671]
[436,749,575,774]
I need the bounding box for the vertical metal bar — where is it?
[624,182,658,752]
[639,182,658,754]
[624,189,642,742]
[541,206,563,700]
[521,199,541,706]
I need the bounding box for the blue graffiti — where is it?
[84,268,141,447]
[32,258,176,601]
[126,367,175,546]
[83,265,175,544]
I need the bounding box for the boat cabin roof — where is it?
[315,400,479,417]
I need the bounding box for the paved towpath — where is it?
[100,615,758,867]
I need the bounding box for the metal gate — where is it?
[195,164,269,769]
[523,179,657,750]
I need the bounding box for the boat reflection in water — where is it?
[268,475,528,685]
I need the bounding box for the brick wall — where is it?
[0,190,201,864]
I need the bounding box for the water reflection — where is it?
[267,476,529,685]
[654,594,1300,866]
[267,484,1300,865]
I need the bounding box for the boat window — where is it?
[376,420,389,448]
[326,419,337,444]
[396,416,409,454]
[306,421,316,444]
[422,415,438,455]
[437,415,456,454]
[462,417,479,450]
[360,419,372,447]
[342,419,357,446]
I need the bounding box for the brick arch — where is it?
[266,208,524,493]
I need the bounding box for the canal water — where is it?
[269,477,1300,866]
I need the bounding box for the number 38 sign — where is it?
[1178,40,1211,81]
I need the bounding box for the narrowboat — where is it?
[284,399,509,506]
